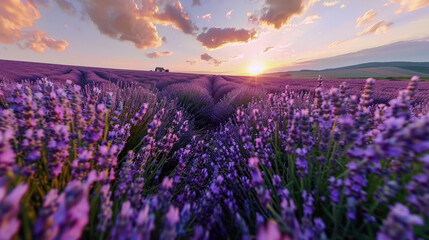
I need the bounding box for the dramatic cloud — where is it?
[263,46,274,53]
[201,53,213,61]
[322,1,339,7]
[192,0,201,6]
[248,0,321,29]
[0,0,68,52]
[226,10,233,19]
[389,0,429,13]
[356,9,377,28]
[300,15,320,25]
[75,0,197,50]
[155,1,199,34]
[357,20,393,36]
[196,27,259,49]
[146,51,173,58]
[200,53,227,66]
[76,0,161,49]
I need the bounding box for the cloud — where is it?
[0,0,68,52]
[201,53,213,61]
[155,1,199,35]
[200,53,227,66]
[192,0,201,6]
[340,3,346,8]
[74,0,197,50]
[356,9,377,28]
[146,51,173,58]
[389,0,429,13]
[21,31,69,53]
[328,39,352,48]
[196,27,259,49]
[212,58,227,66]
[248,0,321,29]
[198,13,212,22]
[226,10,233,19]
[263,46,274,53]
[76,0,161,49]
[300,15,320,25]
[322,1,339,7]
[357,20,393,36]
[186,60,198,65]
[55,0,76,15]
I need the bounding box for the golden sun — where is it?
[248,63,265,75]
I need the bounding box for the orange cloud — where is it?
[198,13,212,22]
[196,27,259,49]
[155,1,199,34]
[263,46,274,53]
[328,39,352,48]
[248,0,320,29]
[300,15,320,25]
[77,0,197,50]
[0,0,68,52]
[22,31,69,53]
[356,9,377,28]
[389,0,429,13]
[322,1,339,7]
[146,51,173,58]
[357,20,393,36]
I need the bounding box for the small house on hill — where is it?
[155,67,169,72]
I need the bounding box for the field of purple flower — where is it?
[1,60,429,240]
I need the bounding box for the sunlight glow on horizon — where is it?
[247,63,265,75]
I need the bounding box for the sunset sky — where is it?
[1,0,429,75]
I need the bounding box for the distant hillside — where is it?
[264,62,429,79]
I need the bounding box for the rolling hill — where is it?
[264,62,429,79]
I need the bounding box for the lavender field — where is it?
[1,60,429,240]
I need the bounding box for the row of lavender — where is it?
[0,75,428,239]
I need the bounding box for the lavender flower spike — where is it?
[0,182,28,240]
[376,203,423,240]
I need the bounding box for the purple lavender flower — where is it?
[97,184,113,233]
[0,129,16,175]
[130,103,148,126]
[377,203,423,240]
[131,205,155,240]
[256,220,291,240]
[111,201,134,240]
[128,177,145,210]
[51,181,90,240]
[71,148,93,181]
[161,205,180,240]
[328,176,343,204]
[114,151,135,200]
[0,182,28,240]
[46,124,70,178]
[34,189,60,240]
